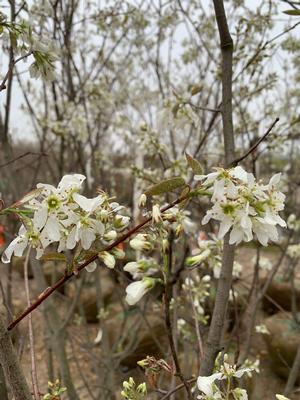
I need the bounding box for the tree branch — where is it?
[7,194,188,331]
[230,117,280,167]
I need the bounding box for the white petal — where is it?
[58,174,86,190]
[229,226,244,245]
[93,220,105,235]
[66,226,77,249]
[85,261,97,272]
[73,193,104,213]
[33,207,48,231]
[231,166,248,182]
[94,328,103,344]
[125,281,149,305]
[269,173,281,187]
[218,217,232,238]
[197,373,223,396]
[80,228,95,250]
[1,236,27,263]
[44,215,61,241]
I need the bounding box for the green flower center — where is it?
[222,203,235,215]
[47,195,60,210]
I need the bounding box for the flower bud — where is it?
[138,193,147,208]
[104,230,117,241]
[99,251,115,269]
[152,204,161,223]
[129,234,152,251]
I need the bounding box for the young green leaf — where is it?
[283,9,300,16]
[185,152,203,175]
[144,177,185,196]
[40,253,67,262]
[191,85,202,96]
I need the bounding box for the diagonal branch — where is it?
[230,117,280,167]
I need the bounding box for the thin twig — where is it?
[0,52,33,92]
[230,118,279,167]
[163,233,193,400]
[24,248,40,400]
[187,274,204,361]
[159,378,197,400]
[0,152,48,169]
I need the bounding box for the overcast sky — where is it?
[0,0,299,140]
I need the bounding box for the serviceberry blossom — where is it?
[195,166,286,246]
[124,258,159,279]
[129,234,152,251]
[125,277,156,305]
[1,174,129,270]
[186,235,242,279]
[197,357,254,399]
[287,244,300,259]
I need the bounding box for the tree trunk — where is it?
[200,0,236,376]
[0,310,32,400]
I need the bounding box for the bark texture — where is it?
[0,310,32,400]
[200,0,236,376]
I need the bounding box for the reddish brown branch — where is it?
[7,195,185,331]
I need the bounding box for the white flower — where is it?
[199,167,286,246]
[255,324,270,335]
[1,225,30,263]
[276,396,290,400]
[2,173,131,263]
[138,193,147,207]
[129,234,152,251]
[197,362,254,398]
[232,388,248,400]
[103,230,117,242]
[152,204,161,223]
[197,373,223,397]
[125,278,155,305]
[124,259,158,279]
[186,249,211,267]
[287,244,300,259]
[99,251,115,269]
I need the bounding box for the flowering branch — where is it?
[7,194,187,331]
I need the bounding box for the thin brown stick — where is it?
[0,152,48,169]
[159,378,197,400]
[24,248,40,400]
[7,194,186,331]
[0,52,33,92]
[164,233,193,400]
[230,117,280,167]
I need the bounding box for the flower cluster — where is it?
[123,202,196,306]
[287,214,300,231]
[121,377,147,400]
[197,356,255,400]
[43,380,66,400]
[1,174,129,271]
[287,244,300,259]
[195,166,286,246]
